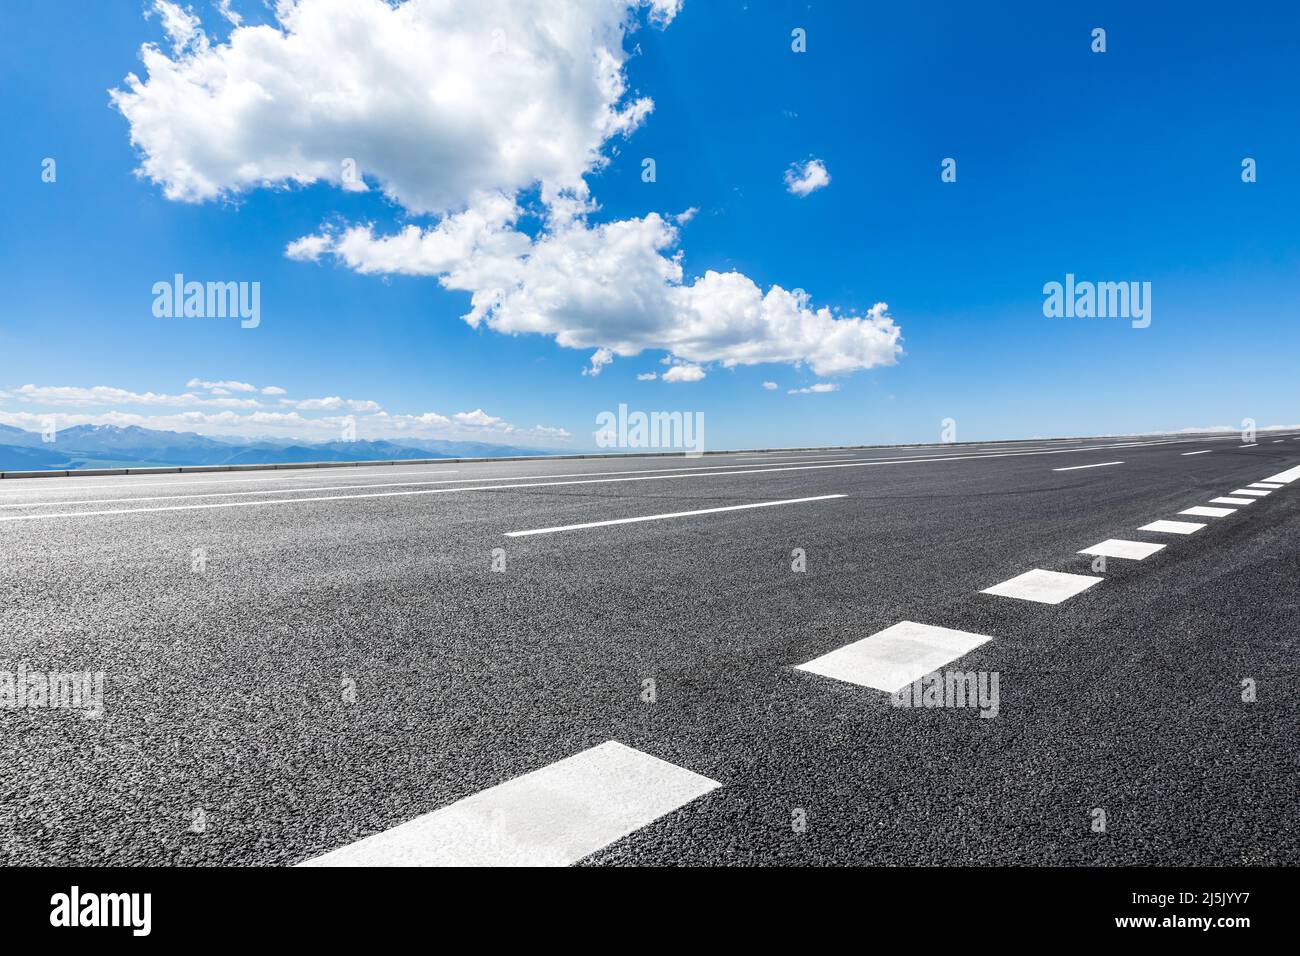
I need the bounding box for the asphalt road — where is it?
[1,433,1297,866]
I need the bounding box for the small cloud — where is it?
[785,158,830,197]
[673,207,698,224]
[662,363,706,383]
[261,385,286,395]
[285,233,333,262]
[761,381,778,390]
[582,347,614,377]
[637,372,658,381]
[788,383,839,394]
[454,408,505,427]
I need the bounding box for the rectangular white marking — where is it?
[1139,519,1205,534]
[1180,450,1212,456]
[1181,505,1236,517]
[1262,465,1300,484]
[794,620,992,694]
[299,741,718,867]
[503,494,845,537]
[1078,539,1166,560]
[1240,443,1258,448]
[1250,482,1283,489]
[1209,497,1254,505]
[1230,489,1270,497]
[981,568,1103,604]
[1052,461,1124,471]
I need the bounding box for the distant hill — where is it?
[0,425,562,471]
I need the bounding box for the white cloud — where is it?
[308,210,902,375]
[213,0,241,27]
[582,347,615,377]
[13,384,260,409]
[788,383,839,394]
[282,396,383,413]
[637,372,658,381]
[149,1,205,55]
[260,385,287,395]
[784,158,830,197]
[116,0,902,381]
[762,381,778,390]
[187,377,256,392]
[112,0,675,214]
[662,363,705,383]
[453,408,506,428]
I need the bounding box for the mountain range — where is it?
[0,424,562,471]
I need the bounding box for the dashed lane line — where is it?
[1209,497,1254,506]
[1078,539,1166,561]
[503,495,846,537]
[980,569,1103,604]
[1051,461,1124,471]
[794,621,993,694]
[298,742,719,867]
[1138,519,1206,534]
[1181,505,1236,517]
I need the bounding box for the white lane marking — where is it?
[1139,519,1205,534]
[1262,464,1300,483]
[298,741,718,867]
[1209,497,1254,505]
[1078,539,1166,561]
[794,621,992,694]
[0,438,1208,523]
[1239,443,1258,448]
[1051,461,1124,471]
[1231,489,1271,496]
[1250,482,1284,489]
[1181,505,1236,517]
[980,568,1103,604]
[1180,450,1212,456]
[1274,440,1285,443]
[0,469,460,496]
[503,495,846,537]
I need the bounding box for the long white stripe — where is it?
[298,741,718,867]
[1180,450,1212,456]
[1052,461,1124,471]
[0,438,1201,523]
[504,495,845,537]
[1263,464,1300,484]
[0,468,459,496]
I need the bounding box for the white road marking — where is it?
[0,469,460,495]
[1078,539,1166,561]
[981,568,1102,604]
[0,438,1209,523]
[1209,497,1254,505]
[1262,464,1300,484]
[1051,461,1124,471]
[503,495,845,537]
[1180,450,1212,456]
[1139,519,1205,534]
[298,741,718,867]
[794,621,992,694]
[1181,505,1236,517]
[1239,443,1258,448]
[1250,482,1284,489]
[1231,489,1271,496]
[1273,440,1285,443]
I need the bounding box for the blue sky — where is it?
[1,0,1297,450]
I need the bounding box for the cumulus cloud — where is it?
[112,0,675,213]
[788,383,839,394]
[114,0,902,380]
[662,363,705,383]
[784,158,831,196]
[187,377,256,392]
[637,372,658,381]
[762,381,778,390]
[582,347,615,377]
